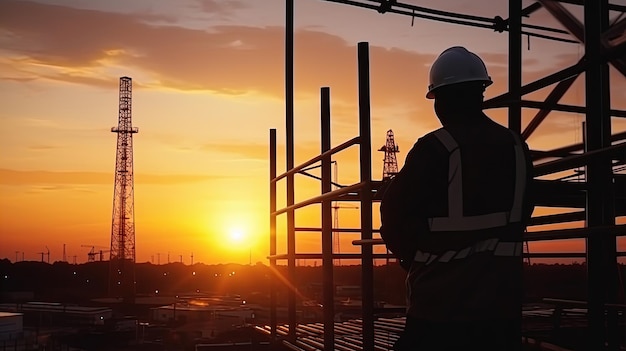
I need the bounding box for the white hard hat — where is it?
[426,46,492,99]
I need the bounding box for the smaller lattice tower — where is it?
[109,76,138,302]
[378,129,399,180]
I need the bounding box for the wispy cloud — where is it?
[0,0,434,104]
[194,0,246,16]
[24,185,98,194]
[0,169,227,185]
[0,0,623,141]
[27,144,58,151]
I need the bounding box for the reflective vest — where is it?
[413,128,527,264]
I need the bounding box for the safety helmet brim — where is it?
[426,79,492,99]
[426,46,493,99]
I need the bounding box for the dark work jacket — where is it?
[380,114,534,321]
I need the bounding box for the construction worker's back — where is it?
[380,46,534,350]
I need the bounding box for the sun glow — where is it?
[199,204,268,263]
[229,227,245,243]
[215,214,256,252]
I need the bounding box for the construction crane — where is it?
[378,129,400,180]
[81,245,96,262]
[96,249,110,262]
[36,247,50,263]
[81,245,108,263]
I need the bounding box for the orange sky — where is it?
[0,0,624,265]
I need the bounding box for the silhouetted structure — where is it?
[109,76,138,302]
[268,1,626,351]
[378,129,399,180]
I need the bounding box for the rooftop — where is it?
[0,312,22,318]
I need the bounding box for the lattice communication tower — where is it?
[109,76,138,302]
[378,129,399,180]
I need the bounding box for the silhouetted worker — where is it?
[380,46,534,350]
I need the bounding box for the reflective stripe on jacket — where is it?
[428,128,527,232]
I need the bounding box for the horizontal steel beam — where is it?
[485,60,586,107]
[519,100,626,118]
[532,131,626,161]
[268,252,394,260]
[296,227,381,233]
[272,182,366,216]
[272,136,360,184]
[534,142,626,176]
[525,224,626,241]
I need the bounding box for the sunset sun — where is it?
[228,227,245,243]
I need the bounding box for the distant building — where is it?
[152,302,255,338]
[0,302,112,326]
[195,341,270,351]
[152,303,254,323]
[0,312,23,341]
[336,285,362,298]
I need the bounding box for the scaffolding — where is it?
[267,1,626,350]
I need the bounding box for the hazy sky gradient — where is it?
[1,0,624,265]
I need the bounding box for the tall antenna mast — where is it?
[378,129,399,180]
[109,76,138,302]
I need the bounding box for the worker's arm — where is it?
[380,135,442,268]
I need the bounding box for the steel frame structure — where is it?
[268,1,626,350]
[109,76,138,302]
[378,129,399,180]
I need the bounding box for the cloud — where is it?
[24,185,98,194]
[195,0,246,16]
[0,169,226,185]
[0,1,552,101]
[1,0,623,140]
[0,0,435,103]
[200,142,273,159]
[27,144,58,151]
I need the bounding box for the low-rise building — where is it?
[0,312,23,340]
[0,302,112,326]
[152,302,254,323]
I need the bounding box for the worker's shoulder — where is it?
[448,117,519,143]
[478,115,521,135]
[416,127,446,144]
[403,130,445,161]
[411,129,447,152]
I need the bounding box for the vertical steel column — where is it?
[285,0,297,340]
[357,41,374,351]
[320,87,335,351]
[269,128,277,342]
[508,0,522,133]
[508,1,523,345]
[584,1,617,350]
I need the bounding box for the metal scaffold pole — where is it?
[357,41,374,351]
[285,0,297,341]
[584,1,618,349]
